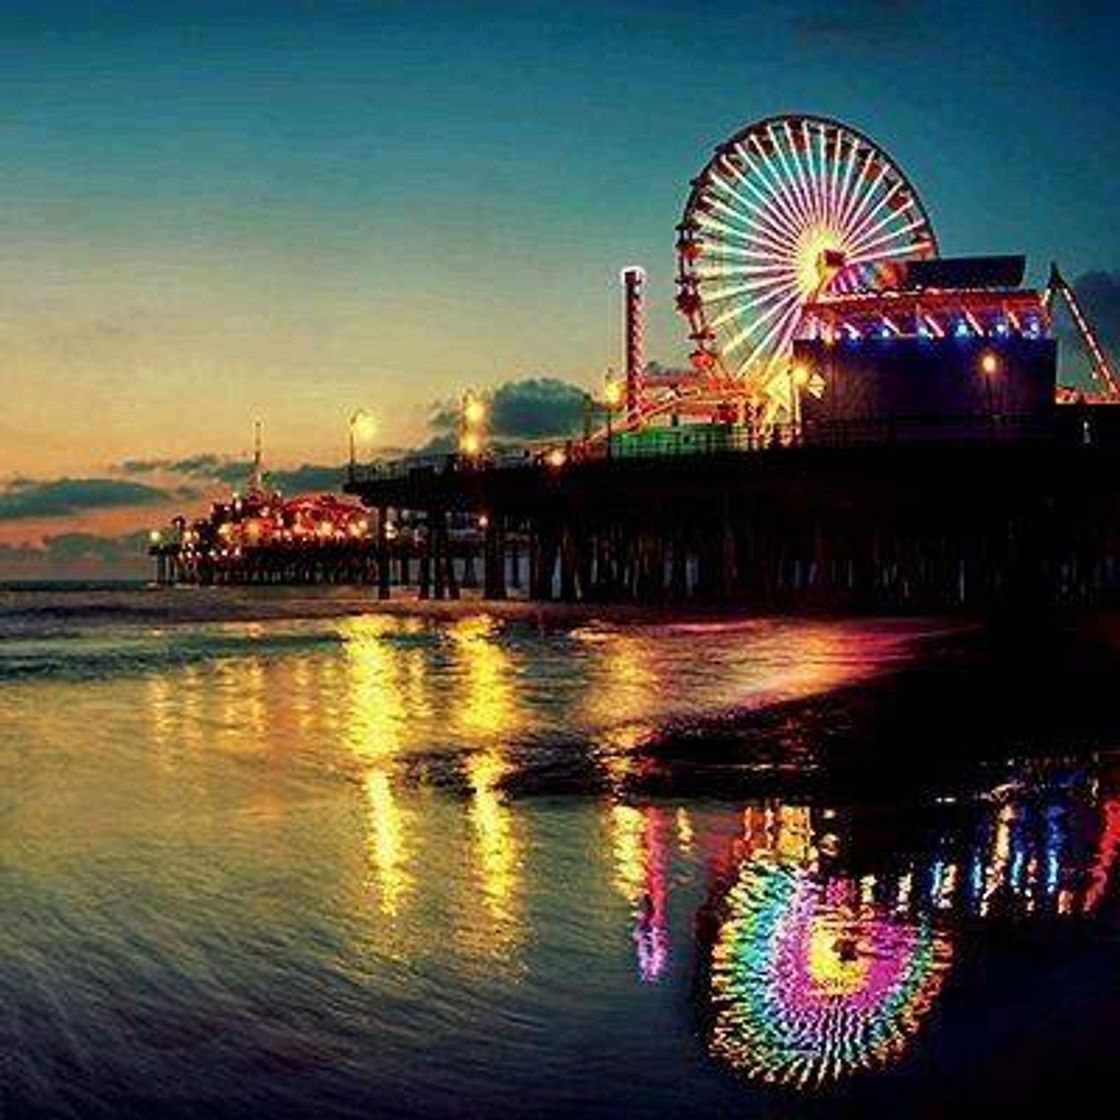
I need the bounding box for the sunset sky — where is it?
[1,0,1117,575]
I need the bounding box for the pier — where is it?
[344,408,1120,611]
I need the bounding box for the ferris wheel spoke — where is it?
[847,216,929,262]
[835,143,879,235]
[694,213,788,258]
[823,127,842,227]
[846,237,933,269]
[720,151,803,243]
[845,208,924,264]
[699,192,800,259]
[697,184,749,225]
[784,120,825,225]
[797,120,823,220]
[832,135,867,234]
[807,122,836,226]
[730,144,808,244]
[704,169,762,223]
[707,278,798,329]
[840,159,893,242]
[708,175,800,255]
[757,129,815,231]
[844,179,908,251]
[697,227,801,272]
[717,288,800,345]
[733,298,806,376]
[699,189,762,233]
[774,122,817,226]
[698,273,796,305]
[721,287,803,356]
[696,262,797,286]
[744,136,814,234]
[777,122,825,228]
[710,218,800,260]
[703,282,801,327]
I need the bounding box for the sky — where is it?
[1,0,1118,575]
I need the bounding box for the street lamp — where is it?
[349,409,377,478]
[459,391,487,463]
[978,351,1000,438]
[463,393,485,427]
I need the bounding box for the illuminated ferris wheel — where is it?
[675,114,938,420]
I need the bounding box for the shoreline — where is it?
[0,581,986,632]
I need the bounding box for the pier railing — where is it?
[348,413,1059,486]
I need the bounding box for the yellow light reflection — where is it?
[450,615,517,739]
[610,803,648,907]
[340,615,405,763]
[583,633,657,729]
[144,672,176,757]
[339,616,413,922]
[449,616,524,961]
[362,769,407,918]
[466,751,519,930]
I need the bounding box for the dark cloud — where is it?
[424,376,587,449]
[490,378,586,438]
[0,541,44,564]
[0,531,151,578]
[792,0,915,46]
[0,478,173,521]
[268,464,346,493]
[40,531,150,565]
[115,454,344,494]
[413,432,458,457]
[212,460,255,485]
[118,454,225,478]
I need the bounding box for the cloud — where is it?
[791,0,915,46]
[0,531,151,579]
[118,454,225,478]
[115,454,345,494]
[269,464,346,493]
[490,378,587,438]
[0,477,174,521]
[424,376,587,450]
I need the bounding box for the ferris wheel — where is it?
[675,114,938,421]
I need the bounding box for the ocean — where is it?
[3,585,1118,1117]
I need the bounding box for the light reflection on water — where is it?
[2,609,1119,1116]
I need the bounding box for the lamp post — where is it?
[349,409,376,481]
[459,391,487,464]
[979,351,1000,439]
